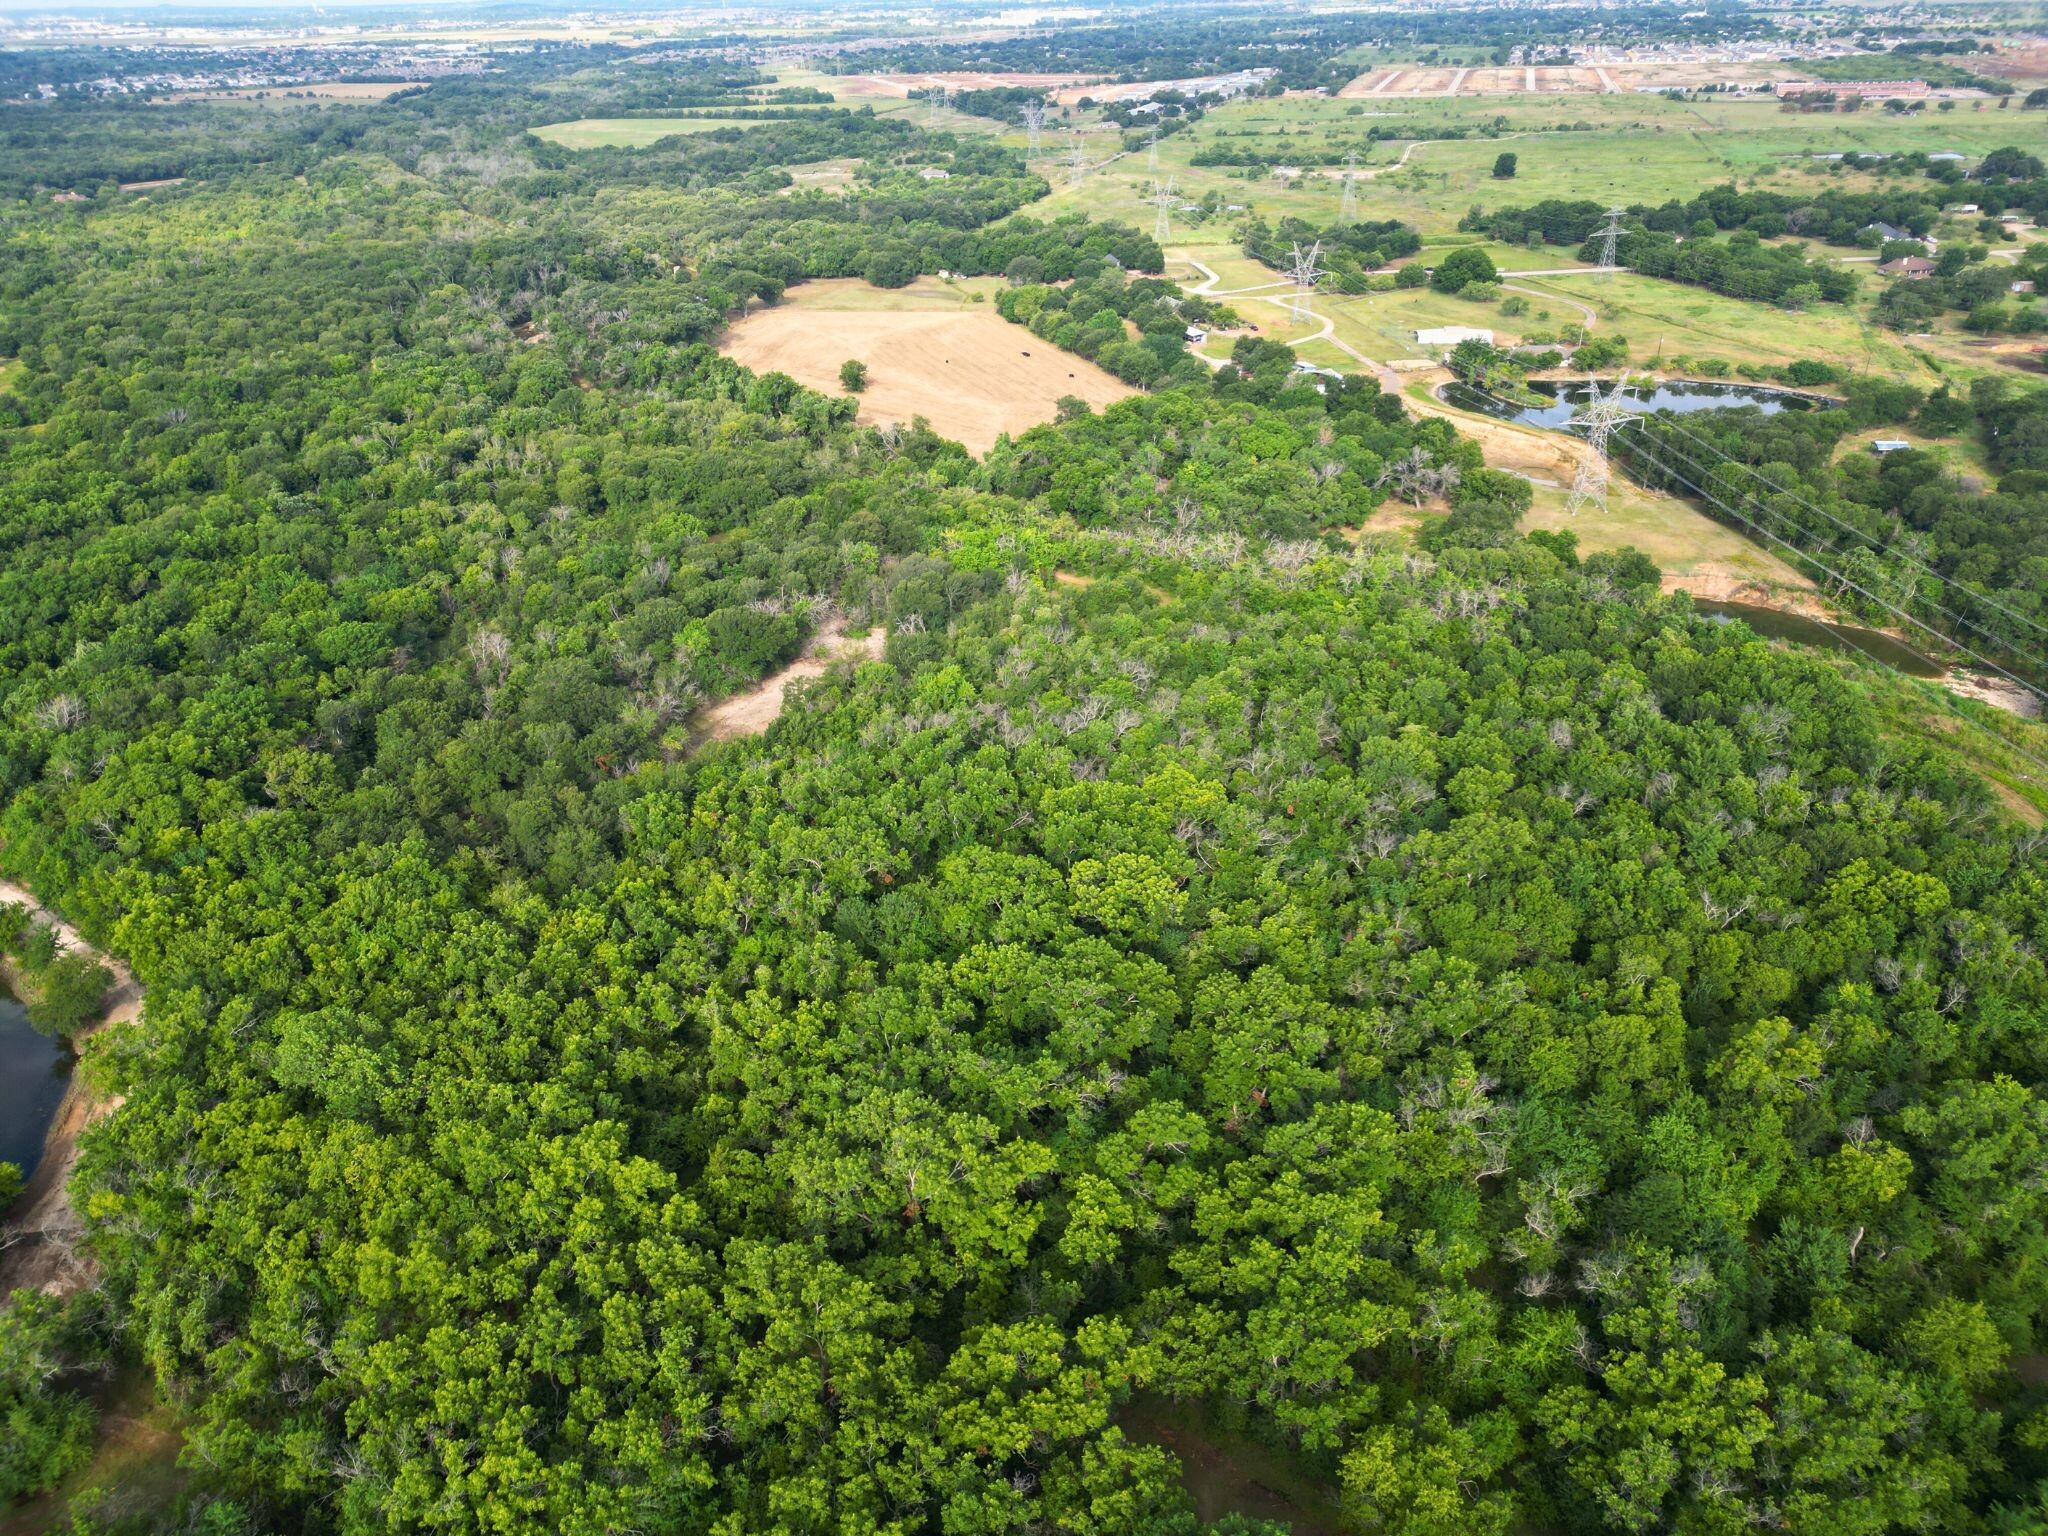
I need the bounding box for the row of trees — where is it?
[1591,227,1861,307]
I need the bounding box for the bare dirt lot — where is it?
[1977,47,2048,86]
[1340,60,1778,96]
[719,278,1136,454]
[836,71,1091,99]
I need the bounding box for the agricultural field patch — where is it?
[717,278,1136,453]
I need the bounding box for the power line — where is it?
[1445,348,2048,674]
[1435,357,2048,766]
[1638,420,2048,680]
[1613,431,2048,711]
[1646,409,2048,651]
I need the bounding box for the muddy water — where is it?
[1119,1396,1347,1534]
[0,989,69,1182]
[1694,599,1946,678]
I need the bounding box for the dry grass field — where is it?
[719,278,1136,453]
[530,113,833,148]
[157,80,424,103]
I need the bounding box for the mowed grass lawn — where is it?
[531,112,830,149]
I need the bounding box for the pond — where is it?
[1120,1396,1346,1535]
[1441,377,1827,431]
[1695,599,1947,679]
[0,987,70,1182]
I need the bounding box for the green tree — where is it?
[25,953,111,1038]
[1432,247,1498,293]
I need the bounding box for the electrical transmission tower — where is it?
[1022,101,1046,152]
[1595,206,1627,271]
[1338,151,1360,223]
[1564,374,1641,516]
[1067,133,1090,185]
[1146,127,1160,175]
[1148,178,1179,243]
[926,86,947,127]
[1283,239,1325,326]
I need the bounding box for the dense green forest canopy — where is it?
[1,38,2048,1536]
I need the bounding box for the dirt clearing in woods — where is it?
[697,618,886,742]
[718,279,1136,453]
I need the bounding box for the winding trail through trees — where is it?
[0,880,134,1299]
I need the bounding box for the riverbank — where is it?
[0,881,137,1300]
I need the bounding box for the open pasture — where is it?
[717,277,1135,454]
[531,112,830,149]
[1078,90,2045,239]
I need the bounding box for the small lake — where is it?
[1442,377,1825,431]
[1120,1396,1346,1535]
[1696,599,1946,678]
[0,988,70,1182]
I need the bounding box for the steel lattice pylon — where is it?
[1066,133,1090,185]
[1564,374,1641,516]
[1146,127,1160,175]
[1282,239,1325,326]
[1148,178,1180,243]
[1022,102,1046,152]
[1338,152,1360,223]
[1595,206,1627,272]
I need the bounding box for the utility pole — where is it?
[1565,374,1641,516]
[1283,239,1325,326]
